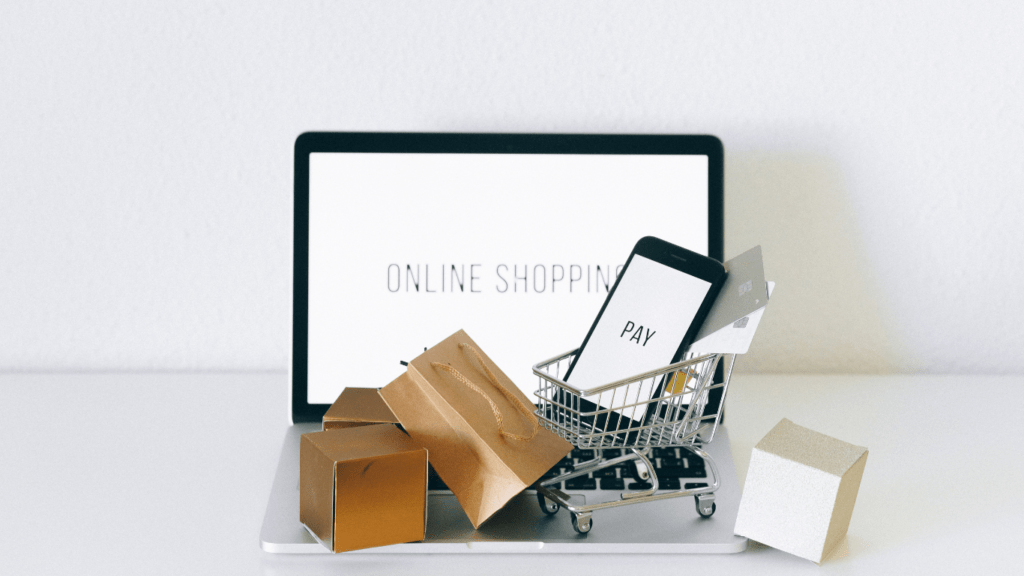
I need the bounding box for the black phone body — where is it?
[565,236,727,384]
[561,236,727,441]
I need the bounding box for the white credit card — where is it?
[688,281,774,355]
[694,246,766,341]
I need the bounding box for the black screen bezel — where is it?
[292,132,724,423]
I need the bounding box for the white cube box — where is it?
[734,418,868,563]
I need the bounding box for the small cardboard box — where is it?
[300,424,427,553]
[734,418,868,563]
[322,387,400,431]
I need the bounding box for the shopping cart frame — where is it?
[532,348,738,534]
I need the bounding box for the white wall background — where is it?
[2,1,1021,374]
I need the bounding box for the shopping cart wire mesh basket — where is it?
[532,348,738,534]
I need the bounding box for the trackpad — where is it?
[424,493,588,543]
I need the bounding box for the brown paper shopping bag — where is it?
[379,329,572,529]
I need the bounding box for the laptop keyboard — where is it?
[427,447,708,492]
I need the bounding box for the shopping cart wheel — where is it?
[695,494,716,518]
[571,512,593,534]
[537,493,560,515]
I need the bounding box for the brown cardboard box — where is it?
[380,329,573,529]
[322,387,400,430]
[300,424,427,553]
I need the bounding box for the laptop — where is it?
[260,132,748,553]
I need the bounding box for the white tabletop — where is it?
[2,372,1021,574]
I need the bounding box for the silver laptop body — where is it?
[260,132,747,554]
[261,423,745,553]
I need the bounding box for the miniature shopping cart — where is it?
[532,349,737,534]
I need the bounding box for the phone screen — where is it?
[566,254,713,393]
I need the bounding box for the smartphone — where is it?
[563,236,727,435]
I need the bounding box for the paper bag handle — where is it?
[430,343,540,441]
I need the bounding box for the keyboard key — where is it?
[658,466,686,478]
[565,476,597,490]
[682,455,705,468]
[684,466,707,478]
[659,477,681,490]
[682,466,708,478]
[659,452,682,465]
[679,463,704,475]
[658,458,682,470]
[684,482,709,490]
[627,481,654,490]
[616,464,640,480]
[593,467,618,478]
[600,477,625,490]
[652,447,677,460]
[602,449,623,458]
[574,449,596,459]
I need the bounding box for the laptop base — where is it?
[260,424,746,554]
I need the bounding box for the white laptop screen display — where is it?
[306,153,709,404]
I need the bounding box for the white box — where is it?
[734,418,868,563]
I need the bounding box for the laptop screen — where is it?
[295,134,722,419]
